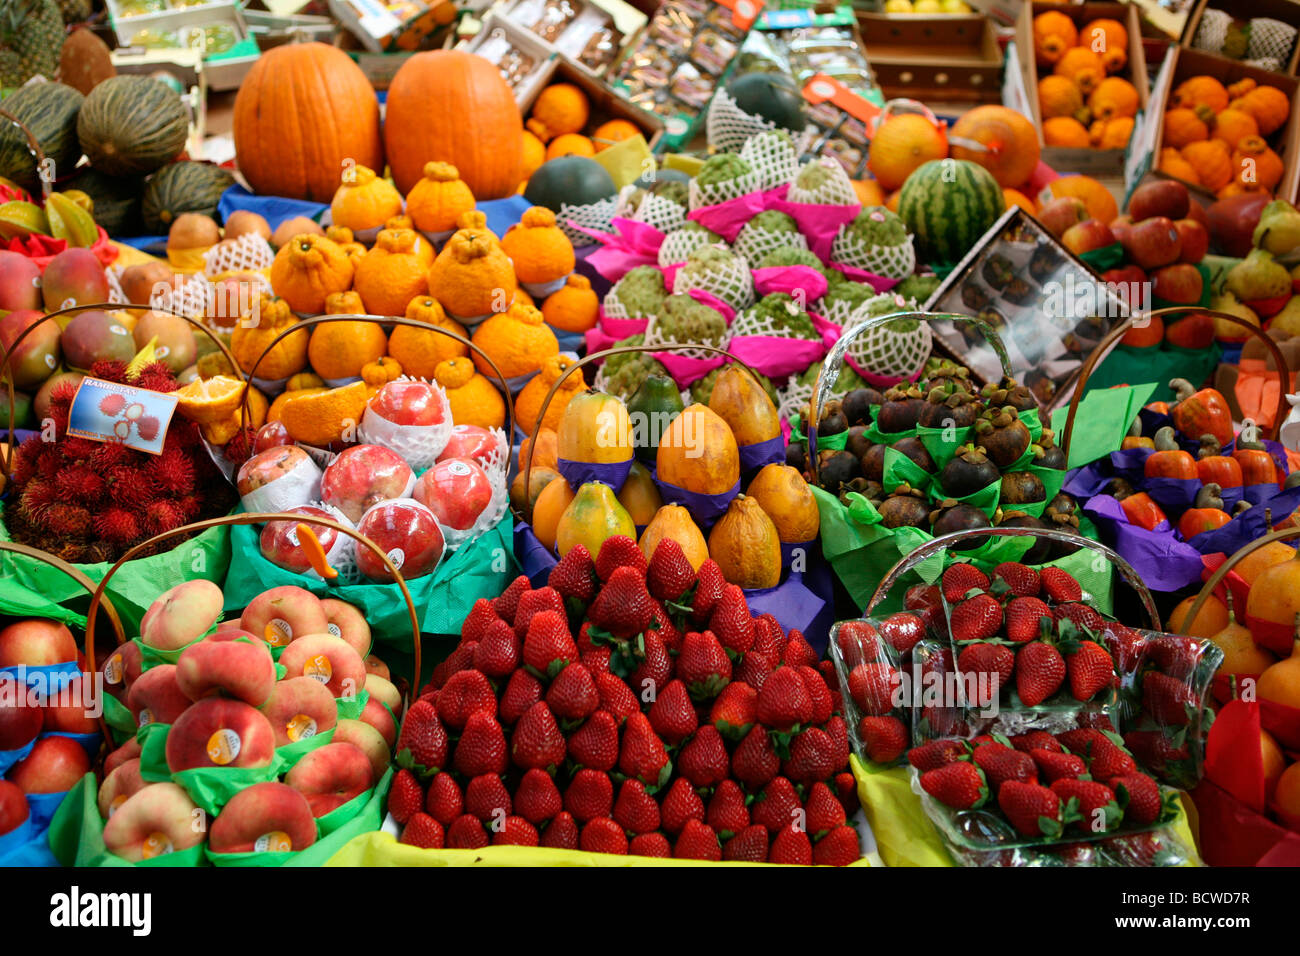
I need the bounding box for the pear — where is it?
[1271,296,1300,338]
[1252,200,1300,257]
[1209,291,1260,340]
[1226,248,1291,302]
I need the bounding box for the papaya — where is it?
[618,460,663,526]
[557,388,634,492]
[555,481,636,558]
[511,465,562,514]
[627,373,684,465]
[745,464,820,543]
[709,365,780,449]
[639,504,709,571]
[531,476,576,552]
[657,403,740,495]
[707,495,781,589]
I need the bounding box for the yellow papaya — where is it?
[709,365,780,449]
[531,475,575,552]
[657,404,739,496]
[555,481,636,558]
[639,504,709,571]
[617,461,663,526]
[557,388,633,490]
[707,495,781,589]
[745,464,820,543]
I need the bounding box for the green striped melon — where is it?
[0,82,85,192]
[141,161,235,233]
[71,167,144,236]
[897,158,1005,267]
[77,75,187,177]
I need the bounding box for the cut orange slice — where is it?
[174,375,247,425]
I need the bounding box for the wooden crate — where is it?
[1180,0,1300,75]
[520,54,665,151]
[855,13,1003,103]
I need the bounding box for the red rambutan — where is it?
[98,393,127,417]
[222,427,254,465]
[61,437,101,461]
[10,437,41,485]
[133,363,178,393]
[177,494,203,520]
[36,449,62,480]
[18,479,55,521]
[94,507,141,546]
[105,465,156,504]
[89,441,133,471]
[88,361,129,384]
[55,465,107,506]
[42,503,92,538]
[147,449,195,496]
[143,500,187,535]
[47,403,69,437]
[135,415,161,442]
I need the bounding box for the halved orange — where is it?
[175,375,247,425]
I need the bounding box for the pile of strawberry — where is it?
[912,726,1174,841]
[939,562,1118,708]
[1113,629,1209,788]
[385,535,862,865]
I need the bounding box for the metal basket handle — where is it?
[1174,526,1300,636]
[0,107,50,199]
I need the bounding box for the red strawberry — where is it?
[545,662,600,721]
[648,679,697,743]
[472,619,521,678]
[493,575,531,623]
[395,699,448,775]
[1087,740,1138,780]
[1145,636,1199,680]
[588,566,655,638]
[1052,779,1120,832]
[548,543,597,606]
[834,771,860,817]
[522,610,579,679]
[942,563,990,603]
[580,816,629,855]
[706,779,750,836]
[768,824,812,864]
[564,768,614,822]
[1103,623,1144,673]
[1141,672,1196,725]
[436,669,497,731]
[879,611,926,657]
[709,681,757,740]
[847,661,899,716]
[592,671,638,725]
[628,629,672,698]
[796,666,833,724]
[731,724,780,788]
[1031,749,1087,783]
[453,711,508,777]
[972,743,1037,795]
[709,585,755,655]
[446,813,489,849]
[676,631,732,700]
[1010,730,1063,753]
[957,642,1014,699]
[920,761,988,809]
[950,593,1003,642]
[1123,730,1189,775]
[493,816,539,846]
[499,669,543,726]
[907,738,970,770]
[1016,641,1065,706]
[399,812,444,849]
[651,603,682,652]
[824,715,851,770]
[514,768,562,824]
[646,537,695,603]
[567,709,620,771]
[510,701,566,771]
[1056,727,1110,754]
[998,780,1063,837]
[1064,636,1114,701]
[783,727,836,784]
[991,561,1039,597]
[513,586,566,638]
[722,824,769,862]
[734,651,775,691]
[465,774,512,823]
[906,583,943,616]
[660,776,705,835]
[594,535,647,581]
[629,832,671,858]
[814,825,860,866]
[425,772,462,824]
[782,630,818,668]
[618,712,670,789]
[673,819,721,861]
[429,642,474,689]
[690,559,727,621]
[753,614,786,661]
[581,647,612,675]
[805,781,847,837]
[540,811,579,850]
[461,598,502,645]
[677,725,729,788]
[752,776,802,834]
[756,666,814,730]
[1040,567,1082,603]
[1054,602,1105,632]
[1110,773,1162,825]
[612,779,661,834]
[1005,596,1052,643]
[388,768,424,825]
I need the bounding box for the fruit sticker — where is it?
[265,619,294,648]
[66,377,178,456]
[255,831,292,853]
[386,549,406,570]
[303,654,333,684]
[108,794,127,817]
[286,714,318,742]
[207,728,243,765]
[138,708,154,728]
[104,652,124,686]
[141,832,174,859]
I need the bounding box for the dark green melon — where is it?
[728,73,806,132]
[0,82,85,192]
[71,167,144,236]
[523,156,616,212]
[77,75,187,177]
[633,165,690,190]
[141,161,235,233]
[898,159,1005,267]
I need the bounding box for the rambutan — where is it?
[98,393,127,417]
[177,494,203,520]
[147,450,195,496]
[18,479,55,521]
[143,500,187,535]
[84,541,115,564]
[89,441,133,471]
[43,503,92,538]
[48,403,69,436]
[133,363,178,393]
[222,427,254,465]
[54,466,106,506]
[94,507,141,546]
[61,437,101,461]
[135,415,161,442]
[88,361,129,384]
[10,438,41,485]
[36,449,61,480]
[105,465,156,504]
[55,542,88,563]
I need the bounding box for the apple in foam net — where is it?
[355,498,445,582]
[321,444,415,524]
[438,424,499,468]
[414,457,494,531]
[369,380,447,427]
[259,506,344,575]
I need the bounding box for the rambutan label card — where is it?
[67,377,179,457]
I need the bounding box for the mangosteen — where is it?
[939,444,1000,498]
[893,436,936,474]
[878,485,931,530]
[786,442,808,472]
[877,384,926,433]
[1104,477,1136,500]
[1000,471,1045,506]
[1025,370,1056,405]
[917,367,984,429]
[998,511,1051,564]
[817,449,861,491]
[1032,428,1067,470]
[972,406,1032,469]
[929,499,991,550]
[979,376,1037,413]
[839,478,884,507]
[842,387,883,426]
[1046,492,1079,523]
[860,442,886,483]
[820,399,849,437]
[845,425,873,461]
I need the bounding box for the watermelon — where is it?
[728,73,805,132]
[141,160,235,233]
[0,82,85,193]
[523,156,616,212]
[897,159,1005,267]
[77,75,187,177]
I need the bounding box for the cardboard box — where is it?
[460,12,560,106]
[1180,0,1300,75]
[105,0,259,90]
[499,0,649,76]
[856,13,1003,103]
[1014,1,1149,176]
[520,54,665,150]
[346,49,419,89]
[327,0,458,52]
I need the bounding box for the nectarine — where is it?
[0,619,78,667]
[0,699,43,751]
[259,676,338,748]
[140,580,225,651]
[10,735,90,793]
[209,781,317,854]
[102,783,203,862]
[165,698,276,773]
[0,780,28,836]
[284,742,373,817]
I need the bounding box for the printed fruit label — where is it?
[105,652,123,685]
[447,460,472,476]
[387,548,405,570]
[327,622,342,639]
[138,708,154,728]
[255,831,292,853]
[108,794,127,817]
[265,618,293,647]
[141,832,173,859]
[207,728,242,765]
[111,325,130,336]
[44,353,56,370]
[304,654,333,684]
[286,714,318,742]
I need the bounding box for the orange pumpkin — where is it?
[1174,76,1229,114]
[269,234,354,314]
[1043,116,1091,148]
[1054,47,1105,95]
[233,43,383,203]
[949,106,1040,188]
[384,49,523,200]
[1081,18,1127,73]
[1212,109,1260,150]
[1232,135,1284,192]
[1181,139,1233,192]
[1162,108,1208,149]
[1033,10,1078,65]
[865,113,949,191]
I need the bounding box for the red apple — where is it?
[1152,263,1204,305]
[1122,216,1181,270]
[367,380,447,427]
[414,458,494,532]
[9,735,90,794]
[1128,179,1190,222]
[1207,192,1270,258]
[259,506,344,574]
[1184,200,1210,232]
[1037,196,1088,238]
[1109,215,1134,247]
[320,444,415,524]
[0,781,28,836]
[0,619,78,668]
[0,700,43,751]
[354,499,445,582]
[0,251,41,312]
[1174,218,1209,264]
[1101,264,1149,312]
[1062,219,1117,256]
[438,425,501,469]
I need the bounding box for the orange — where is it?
[852,178,885,207]
[276,381,369,447]
[592,119,640,151]
[545,134,594,160]
[1003,188,1035,213]
[884,188,901,213]
[198,384,268,445]
[1039,174,1117,224]
[1257,640,1300,710]
[1168,593,1228,637]
[174,375,246,424]
[388,303,469,378]
[531,476,575,552]
[1273,761,1300,829]
[528,84,589,141]
[307,320,388,382]
[1261,731,1286,800]
[268,386,324,422]
[519,428,559,472]
[521,130,547,184]
[1043,116,1091,148]
[866,113,948,192]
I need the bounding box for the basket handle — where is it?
[1174,526,1300,637]
[1059,307,1291,465]
[0,107,50,199]
[864,525,1163,630]
[518,343,766,522]
[1,301,247,479]
[83,512,425,703]
[808,311,1015,483]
